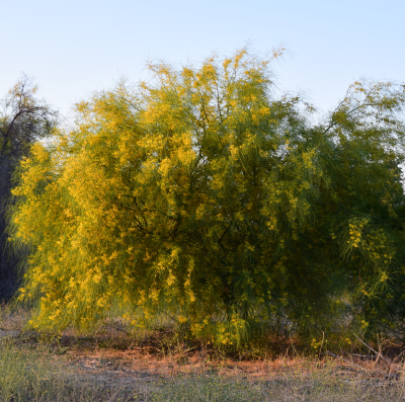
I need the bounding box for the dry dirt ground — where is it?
[2,309,405,401]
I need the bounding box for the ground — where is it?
[1,307,405,401]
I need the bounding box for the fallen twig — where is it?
[326,351,399,380]
[352,353,377,360]
[326,351,369,372]
[351,332,396,372]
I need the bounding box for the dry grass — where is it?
[2,305,405,401]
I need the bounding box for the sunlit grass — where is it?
[1,305,405,401]
[1,337,405,401]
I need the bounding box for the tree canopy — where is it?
[8,50,405,347]
[0,77,57,300]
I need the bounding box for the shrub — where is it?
[9,50,405,347]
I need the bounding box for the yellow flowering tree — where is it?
[0,76,57,301]
[8,50,405,346]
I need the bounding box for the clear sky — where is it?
[2,0,404,119]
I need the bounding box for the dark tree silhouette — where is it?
[0,76,57,301]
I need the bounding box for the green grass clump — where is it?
[147,377,265,402]
[0,340,108,402]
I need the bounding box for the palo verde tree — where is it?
[0,77,57,300]
[8,50,405,347]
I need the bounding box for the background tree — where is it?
[0,77,57,301]
[8,52,405,348]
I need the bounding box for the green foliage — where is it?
[8,50,405,347]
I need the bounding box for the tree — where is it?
[0,77,57,301]
[9,51,405,347]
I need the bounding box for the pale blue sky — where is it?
[2,0,404,118]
